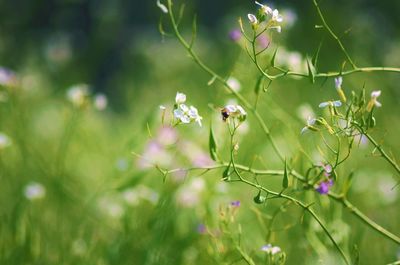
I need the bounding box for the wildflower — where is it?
[24,182,46,200]
[173,92,202,127]
[0,67,18,87]
[159,105,166,110]
[93,93,108,110]
[227,77,241,92]
[300,117,317,134]
[156,0,168,14]
[271,9,283,22]
[175,92,186,104]
[261,244,281,254]
[0,132,12,149]
[367,90,382,112]
[197,224,207,234]
[334,76,347,102]
[230,200,241,207]
[66,84,90,107]
[248,14,258,27]
[334,76,343,89]
[229,29,242,42]
[255,1,273,15]
[221,104,247,122]
[321,163,333,177]
[318,100,342,108]
[316,179,333,195]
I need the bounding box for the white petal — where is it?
[236,105,247,115]
[248,14,258,24]
[371,90,381,98]
[334,76,343,89]
[180,115,191,123]
[374,100,382,107]
[175,92,186,104]
[174,109,184,119]
[225,105,237,113]
[318,102,330,108]
[332,100,342,107]
[179,104,189,112]
[300,126,308,134]
[156,0,168,14]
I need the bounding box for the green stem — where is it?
[163,162,400,245]
[312,0,357,69]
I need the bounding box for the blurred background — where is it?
[0,0,399,264]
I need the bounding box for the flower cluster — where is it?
[66,84,108,110]
[248,1,283,32]
[315,163,334,195]
[173,92,203,127]
[316,179,334,195]
[221,104,247,122]
[261,244,281,255]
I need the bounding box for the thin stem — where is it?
[329,193,400,245]
[230,166,350,265]
[312,0,357,69]
[353,124,400,176]
[162,162,400,245]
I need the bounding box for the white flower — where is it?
[222,104,246,122]
[318,100,342,108]
[261,244,281,255]
[248,14,258,25]
[227,77,241,92]
[67,84,89,107]
[156,0,168,14]
[255,1,273,15]
[300,116,317,134]
[0,132,12,149]
[334,76,343,90]
[94,93,108,110]
[175,92,186,104]
[271,9,283,22]
[24,182,46,200]
[188,106,203,126]
[367,90,382,111]
[371,90,382,107]
[174,104,202,126]
[159,105,166,110]
[236,105,247,116]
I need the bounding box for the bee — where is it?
[220,107,230,122]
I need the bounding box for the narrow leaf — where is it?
[282,158,289,188]
[311,40,323,69]
[270,47,278,67]
[189,14,197,49]
[306,58,315,84]
[254,74,264,96]
[209,123,218,161]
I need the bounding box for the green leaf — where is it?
[189,14,197,49]
[209,123,218,161]
[222,165,230,181]
[282,158,289,188]
[306,58,315,84]
[254,74,264,96]
[312,40,323,69]
[270,47,278,67]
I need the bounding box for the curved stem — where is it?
[163,162,400,245]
